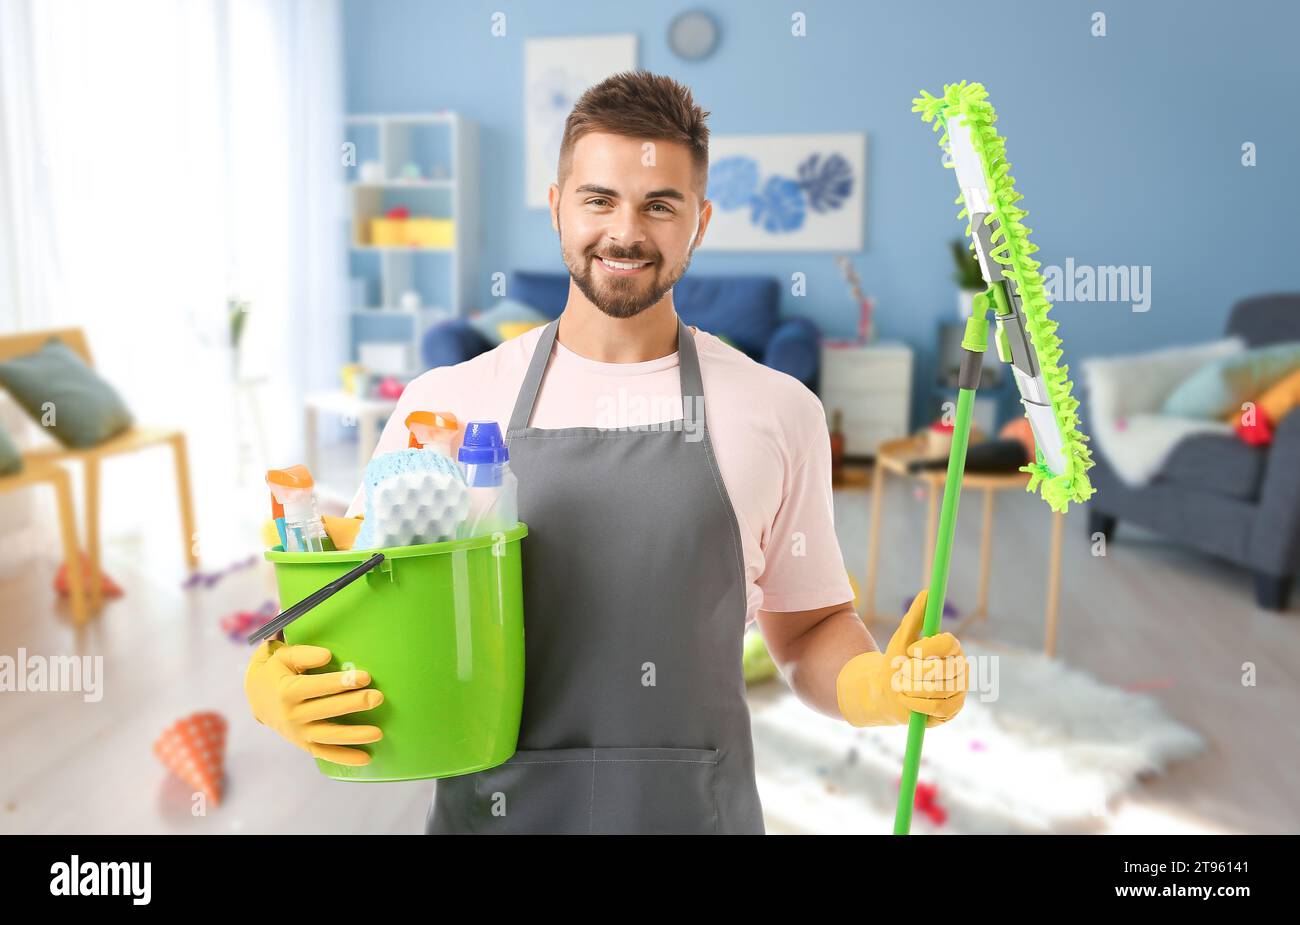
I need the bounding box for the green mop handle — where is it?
[893,308,989,835]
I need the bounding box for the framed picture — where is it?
[703,133,867,251]
[524,34,637,209]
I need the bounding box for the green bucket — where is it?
[264,522,527,782]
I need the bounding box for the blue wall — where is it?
[343,0,1300,425]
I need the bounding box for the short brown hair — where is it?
[556,70,711,196]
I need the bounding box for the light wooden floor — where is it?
[1,466,1297,834]
[832,469,1300,834]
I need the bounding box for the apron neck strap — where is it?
[508,315,704,433]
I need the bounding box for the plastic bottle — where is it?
[266,465,327,553]
[456,421,518,540]
[405,410,459,459]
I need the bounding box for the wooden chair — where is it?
[0,328,198,614]
[0,461,88,624]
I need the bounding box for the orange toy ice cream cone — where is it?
[154,711,227,805]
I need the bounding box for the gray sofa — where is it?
[1086,294,1300,611]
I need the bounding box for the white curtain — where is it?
[0,0,60,339]
[0,0,345,558]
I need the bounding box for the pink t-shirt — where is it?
[347,324,854,624]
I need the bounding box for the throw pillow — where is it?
[1162,340,1300,420]
[0,338,134,448]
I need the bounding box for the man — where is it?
[245,70,967,834]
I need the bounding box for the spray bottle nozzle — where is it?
[406,411,459,450]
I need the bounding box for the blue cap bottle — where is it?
[458,421,509,486]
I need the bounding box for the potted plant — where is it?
[227,296,250,379]
[950,239,984,318]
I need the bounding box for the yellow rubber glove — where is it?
[244,640,384,766]
[836,589,968,728]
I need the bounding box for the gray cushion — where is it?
[1155,433,1267,502]
[0,424,20,476]
[1089,452,1257,564]
[0,338,134,449]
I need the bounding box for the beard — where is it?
[558,214,695,319]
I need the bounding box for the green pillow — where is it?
[0,424,21,476]
[0,338,134,448]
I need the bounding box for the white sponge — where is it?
[354,449,469,550]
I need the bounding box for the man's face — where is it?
[550,132,712,319]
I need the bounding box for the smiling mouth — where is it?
[595,255,655,274]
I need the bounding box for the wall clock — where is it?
[668,10,719,61]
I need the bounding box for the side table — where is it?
[861,434,1066,656]
[303,390,399,506]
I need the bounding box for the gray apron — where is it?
[428,317,764,834]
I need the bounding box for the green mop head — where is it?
[914,81,1095,513]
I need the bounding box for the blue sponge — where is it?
[354,449,469,550]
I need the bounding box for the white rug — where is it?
[749,642,1205,834]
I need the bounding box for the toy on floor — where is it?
[55,554,123,599]
[913,780,947,827]
[742,630,779,684]
[221,600,277,642]
[892,775,947,827]
[154,711,227,806]
[895,81,1097,835]
[181,554,258,590]
[353,415,469,550]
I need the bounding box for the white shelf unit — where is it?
[345,112,478,377]
[820,342,914,458]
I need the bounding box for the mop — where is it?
[894,82,1096,834]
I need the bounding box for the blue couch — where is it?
[421,270,822,391]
